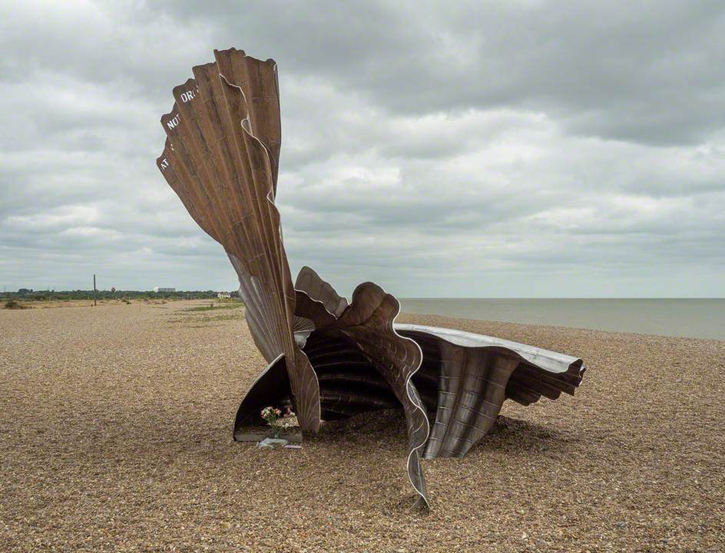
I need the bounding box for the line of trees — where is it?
[2,289,234,301]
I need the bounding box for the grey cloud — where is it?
[157,1,725,145]
[0,0,723,297]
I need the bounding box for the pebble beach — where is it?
[1,300,723,551]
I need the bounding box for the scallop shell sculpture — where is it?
[157,48,586,508]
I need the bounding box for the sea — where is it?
[399,298,725,341]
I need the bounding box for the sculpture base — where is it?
[234,429,303,443]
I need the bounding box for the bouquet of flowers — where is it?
[260,406,296,438]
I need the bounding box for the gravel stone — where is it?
[1,301,723,551]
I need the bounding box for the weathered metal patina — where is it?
[157,48,586,508]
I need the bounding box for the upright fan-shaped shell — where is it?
[156,49,320,432]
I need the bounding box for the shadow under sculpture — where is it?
[156,48,586,508]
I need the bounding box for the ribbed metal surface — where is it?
[234,353,289,430]
[295,266,348,318]
[156,48,587,509]
[156,49,320,432]
[398,325,585,459]
[425,345,518,459]
[329,282,430,506]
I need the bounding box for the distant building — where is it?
[153,287,176,293]
[217,292,232,299]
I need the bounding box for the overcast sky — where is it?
[1,1,723,297]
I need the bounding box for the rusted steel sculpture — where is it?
[157,48,586,508]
